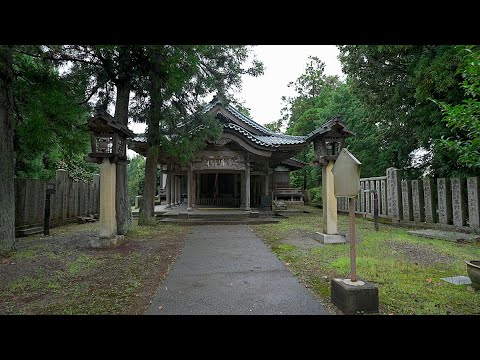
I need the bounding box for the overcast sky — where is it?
[127,45,343,156]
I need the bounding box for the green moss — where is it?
[253,206,480,315]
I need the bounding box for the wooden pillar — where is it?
[196,173,201,206]
[240,172,245,209]
[245,162,251,211]
[165,170,171,209]
[187,167,192,211]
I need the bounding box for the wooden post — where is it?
[349,197,357,282]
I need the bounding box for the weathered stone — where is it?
[250,211,259,218]
[440,276,472,285]
[467,177,480,230]
[134,195,143,209]
[360,181,365,213]
[322,160,337,234]
[314,232,346,244]
[412,180,425,222]
[375,180,381,214]
[401,180,413,221]
[364,180,370,214]
[98,159,117,239]
[407,229,479,243]
[380,179,387,216]
[451,178,467,227]
[90,234,125,248]
[437,178,452,225]
[370,180,376,215]
[423,178,437,223]
[331,278,379,314]
[387,168,403,222]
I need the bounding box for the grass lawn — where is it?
[251,206,480,315]
[0,220,190,314]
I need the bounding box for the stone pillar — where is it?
[158,164,163,198]
[451,178,467,227]
[245,162,251,211]
[178,176,182,204]
[322,160,337,234]
[187,168,192,211]
[423,178,437,223]
[411,180,425,222]
[387,167,403,222]
[467,177,480,230]
[165,172,171,209]
[98,158,116,239]
[437,178,452,225]
[370,180,376,215]
[364,180,370,214]
[380,179,387,215]
[241,171,247,209]
[401,180,413,221]
[375,180,381,214]
[360,181,365,213]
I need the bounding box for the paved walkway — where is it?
[146,225,330,315]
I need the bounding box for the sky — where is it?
[127,45,344,156]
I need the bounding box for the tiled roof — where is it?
[305,115,353,141]
[206,96,307,146]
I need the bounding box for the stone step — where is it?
[16,226,44,237]
[157,218,280,225]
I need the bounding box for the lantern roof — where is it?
[87,108,135,138]
[304,115,354,142]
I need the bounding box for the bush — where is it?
[309,186,322,205]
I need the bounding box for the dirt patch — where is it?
[0,222,190,314]
[387,241,456,265]
[281,229,323,250]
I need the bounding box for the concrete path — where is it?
[146,225,330,315]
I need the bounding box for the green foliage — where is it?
[434,45,480,173]
[338,45,469,177]
[12,48,95,180]
[127,155,146,204]
[281,56,386,191]
[309,186,322,205]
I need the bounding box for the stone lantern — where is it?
[85,109,134,247]
[306,116,353,242]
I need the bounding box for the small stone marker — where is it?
[440,276,472,285]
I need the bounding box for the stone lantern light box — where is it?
[85,109,134,165]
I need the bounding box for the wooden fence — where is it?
[15,169,100,230]
[337,167,480,232]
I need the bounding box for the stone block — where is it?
[423,178,437,223]
[412,180,425,222]
[437,178,452,225]
[401,180,413,221]
[250,211,260,218]
[331,278,379,314]
[451,178,467,227]
[90,235,125,248]
[313,232,346,244]
[467,177,480,230]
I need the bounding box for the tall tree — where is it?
[0,46,15,253]
[137,45,263,224]
[435,45,480,173]
[338,45,466,177]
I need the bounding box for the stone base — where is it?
[250,211,259,218]
[187,207,193,212]
[179,212,189,219]
[314,232,347,244]
[331,278,379,314]
[90,235,125,248]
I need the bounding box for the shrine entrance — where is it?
[196,172,241,207]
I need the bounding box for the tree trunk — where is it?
[0,46,16,253]
[139,146,158,224]
[114,80,132,234]
[139,62,162,225]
